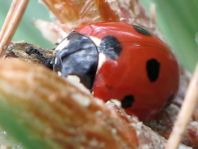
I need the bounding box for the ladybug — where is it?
[54,22,179,120]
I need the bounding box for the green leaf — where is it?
[140,0,198,72]
[0,96,53,149]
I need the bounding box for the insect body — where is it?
[54,22,179,120]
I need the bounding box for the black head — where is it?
[54,32,99,89]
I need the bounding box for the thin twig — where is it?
[0,0,18,41]
[0,0,29,57]
[166,64,198,149]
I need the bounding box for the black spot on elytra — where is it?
[146,58,160,82]
[133,24,151,36]
[121,95,135,109]
[99,35,122,59]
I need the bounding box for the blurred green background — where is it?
[0,0,52,48]
[0,0,198,71]
[141,0,198,72]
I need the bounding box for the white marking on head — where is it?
[97,53,107,73]
[55,37,69,52]
[82,35,107,73]
[89,36,101,47]
[54,57,58,64]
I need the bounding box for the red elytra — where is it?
[75,22,179,120]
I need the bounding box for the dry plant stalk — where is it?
[0,0,18,41]
[0,0,29,56]
[0,59,138,149]
[166,65,198,149]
